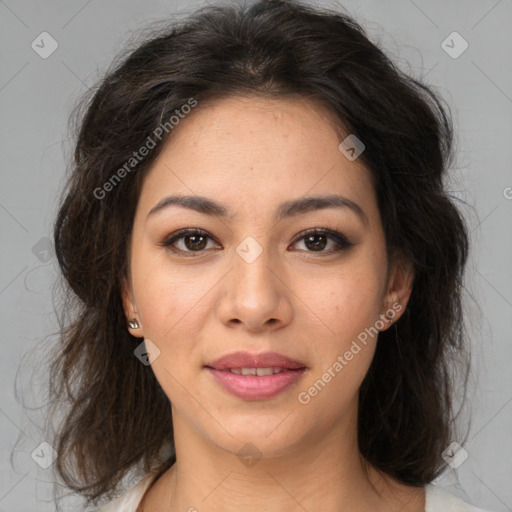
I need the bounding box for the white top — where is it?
[92,471,492,512]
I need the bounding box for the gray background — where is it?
[1,0,511,511]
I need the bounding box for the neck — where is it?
[140,408,423,512]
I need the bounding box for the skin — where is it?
[122,95,423,511]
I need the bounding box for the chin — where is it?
[201,409,311,460]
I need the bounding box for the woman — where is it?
[48,0,491,510]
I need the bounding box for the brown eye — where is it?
[290,228,354,254]
[304,233,328,251]
[183,234,208,251]
[160,227,354,258]
[161,228,220,256]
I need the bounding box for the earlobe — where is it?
[380,252,415,330]
[121,276,143,336]
[127,319,140,329]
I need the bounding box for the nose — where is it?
[216,242,293,333]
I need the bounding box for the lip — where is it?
[205,351,307,400]
[205,351,306,370]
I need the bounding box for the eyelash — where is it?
[159,227,354,257]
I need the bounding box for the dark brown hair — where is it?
[47,0,470,508]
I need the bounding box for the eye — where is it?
[160,228,220,257]
[290,228,354,255]
[159,227,354,257]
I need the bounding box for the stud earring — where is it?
[128,319,140,329]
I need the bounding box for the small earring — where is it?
[128,319,140,329]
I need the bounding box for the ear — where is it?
[379,250,415,331]
[121,275,143,337]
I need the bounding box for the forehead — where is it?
[136,95,378,224]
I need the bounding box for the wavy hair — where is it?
[48,0,470,507]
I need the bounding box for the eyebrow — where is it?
[147,194,368,226]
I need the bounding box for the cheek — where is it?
[131,264,214,376]
[132,263,210,396]
[295,272,382,422]
[302,264,385,344]
[297,256,386,400]
[133,257,207,330]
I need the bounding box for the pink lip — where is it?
[206,351,305,370]
[205,351,307,400]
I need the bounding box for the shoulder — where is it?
[89,471,160,512]
[425,483,493,512]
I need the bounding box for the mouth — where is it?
[223,367,294,376]
[204,351,307,400]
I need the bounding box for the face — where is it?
[122,95,413,459]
